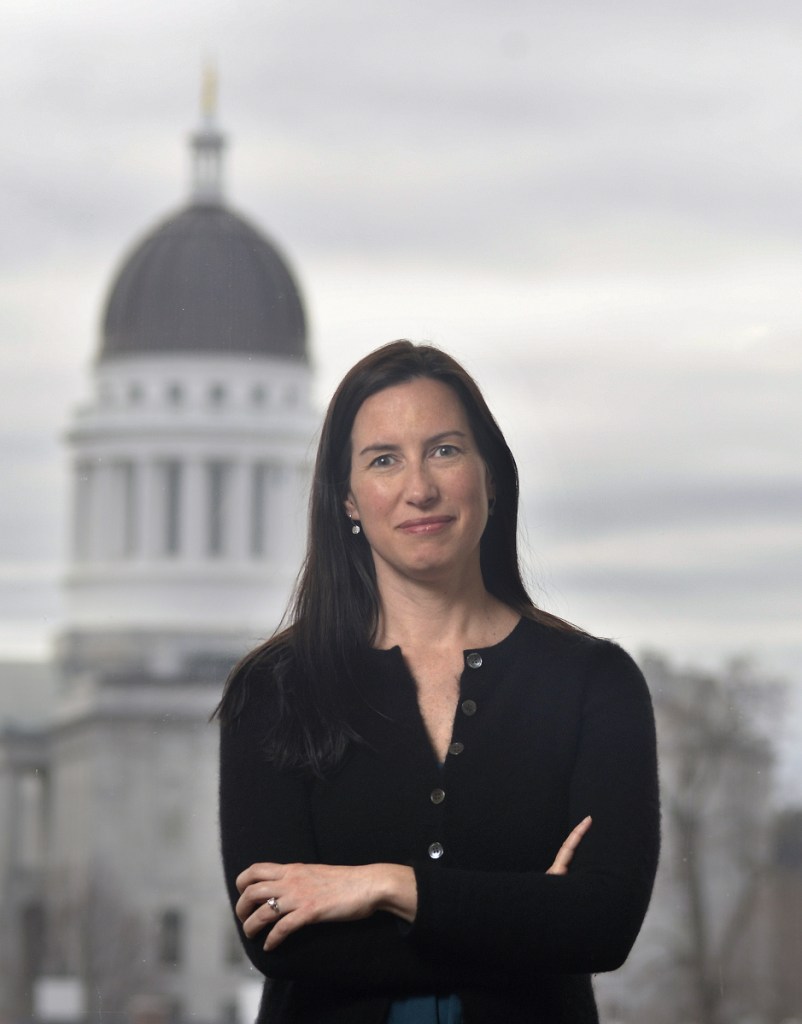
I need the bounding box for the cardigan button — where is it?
[430,788,445,805]
[448,742,464,756]
[466,652,483,669]
[461,699,477,716]
[428,842,444,859]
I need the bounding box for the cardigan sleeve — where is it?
[408,640,660,976]
[219,681,488,994]
[220,637,659,989]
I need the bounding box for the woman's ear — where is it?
[344,493,358,518]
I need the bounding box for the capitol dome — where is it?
[64,86,316,654]
[99,100,307,363]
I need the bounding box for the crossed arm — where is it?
[235,816,593,952]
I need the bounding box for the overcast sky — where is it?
[2,0,800,744]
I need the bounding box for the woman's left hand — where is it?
[546,815,592,876]
[235,861,417,951]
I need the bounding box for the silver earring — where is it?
[348,514,361,535]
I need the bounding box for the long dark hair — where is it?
[215,340,579,774]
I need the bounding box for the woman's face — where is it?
[344,377,494,590]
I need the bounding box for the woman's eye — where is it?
[432,444,459,458]
[369,454,396,468]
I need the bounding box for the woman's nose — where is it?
[405,462,438,505]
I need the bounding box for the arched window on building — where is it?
[158,909,183,968]
[208,383,226,407]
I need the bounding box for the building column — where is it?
[227,461,250,562]
[182,458,206,561]
[269,464,295,567]
[137,459,161,559]
[92,461,115,561]
[71,460,93,562]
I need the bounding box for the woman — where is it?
[217,341,660,1024]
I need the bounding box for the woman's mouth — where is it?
[396,516,454,534]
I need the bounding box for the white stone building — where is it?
[0,92,315,1024]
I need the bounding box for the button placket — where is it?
[425,649,488,862]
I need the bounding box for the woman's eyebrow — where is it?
[357,430,466,458]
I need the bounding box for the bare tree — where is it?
[43,861,160,1019]
[648,654,784,1024]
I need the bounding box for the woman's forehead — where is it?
[351,378,468,439]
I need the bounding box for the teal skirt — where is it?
[385,994,463,1024]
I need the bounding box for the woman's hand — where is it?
[235,861,417,951]
[546,815,592,876]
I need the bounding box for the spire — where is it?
[190,62,225,205]
[202,63,218,118]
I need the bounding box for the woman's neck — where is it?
[373,572,518,653]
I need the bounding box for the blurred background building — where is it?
[0,85,314,1023]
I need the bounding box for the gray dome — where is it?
[100,204,307,361]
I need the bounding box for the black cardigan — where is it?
[219,617,660,1024]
